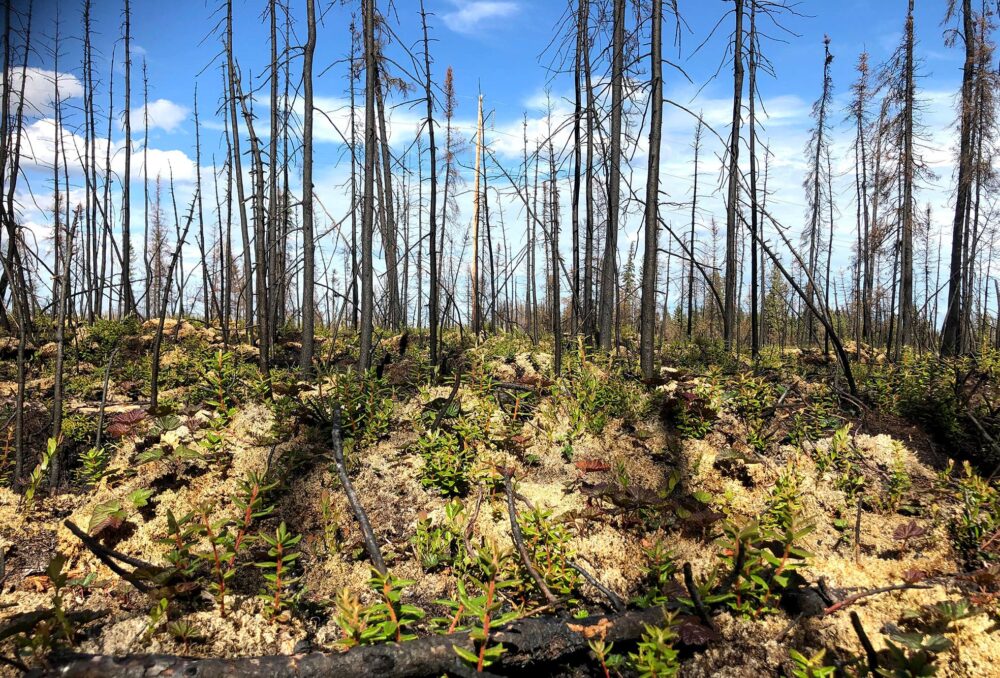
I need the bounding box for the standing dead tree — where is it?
[300,0,317,371]
[722,0,745,351]
[639,0,664,379]
[598,0,625,351]
[358,0,377,371]
[150,193,199,411]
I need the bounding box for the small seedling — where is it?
[788,648,836,678]
[256,521,303,622]
[23,438,58,513]
[629,614,680,678]
[893,520,928,552]
[166,620,205,652]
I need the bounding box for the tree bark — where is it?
[598,0,625,350]
[358,0,377,371]
[49,606,672,678]
[420,0,439,366]
[639,0,663,378]
[723,0,744,351]
[941,0,973,356]
[300,0,316,371]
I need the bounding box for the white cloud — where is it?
[17,116,196,184]
[441,1,519,35]
[132,148,197,183]
[130,98,189,133]
[5,67,84,118]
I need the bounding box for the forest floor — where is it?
[0,319,998,676]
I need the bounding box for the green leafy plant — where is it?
[46,553,74,644]
[554,363,646,438]
[518,507,579,598]
[77,446,110,485]
[200,350,240,413]
[307,369,394,451]
[158,510,199,579]
[319,489,343,554]
[789,391,842,447]
[331,587,372,649]
[761,464,802,534]
[878,632,951,677]
[370,569,425,642]
[904,598,978,634]
[256,521,303,622]
[715,519,813,619]
[629,614,680,678]
[879,447,913,513]
[334,569,425,647]
[143,598,170,642]
[22,438,57,513]
[634,541,678,608]
[87,488,155,535]
[166,619,205,653]
[411,515,455,572]
[588,638,624,678]
[197,473,276,616]
[942,461,998,565]
[417,428,473,496]
[789,648,836,678]
[675,398,714,440]
[446,541,519,672]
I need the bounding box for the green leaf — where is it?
[128,488,154,509]
[173,444,204,460]
[135,448,166,464]
[453,644,479,665]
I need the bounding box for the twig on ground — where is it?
[63,520,155,593]
[47,605,673,678]
[503,473,558,608]
[823,583,931,615]
[683,562,715,631]
[569,560,625,611]
[853,498,863,564]
[330,406,386,575]
[850,611,880,675]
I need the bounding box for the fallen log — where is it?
[44,605,670,678]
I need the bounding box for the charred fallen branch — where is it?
[503,472,558,607]
[63,520,161,594]
[330,405,386,575]
[45,605,671,678]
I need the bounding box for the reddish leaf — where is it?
[511,434,532,448]
[682,509,725,530]
[677,617,718,646]
[105,423,131,438]
[112,409,147,425]
[893,520,928,543]
[575,459,611,473]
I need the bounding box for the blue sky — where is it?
[7,0,973,317]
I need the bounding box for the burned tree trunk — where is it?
[639,0,663,378]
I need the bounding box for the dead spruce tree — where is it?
[639,0,664,379]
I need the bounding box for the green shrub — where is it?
[941,461,999,566]
[76,316,140,362]
[417,429,473,496]
[629,616,680,677]
[329,370,393,449]
[555,363,647,437]
[518,507,579,598]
